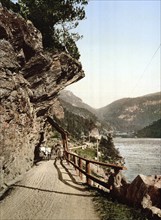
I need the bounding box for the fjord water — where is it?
[114,138,161,182]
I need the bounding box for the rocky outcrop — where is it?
[110,174,161,219]
[0,6,84,190]
[126,175,161,219]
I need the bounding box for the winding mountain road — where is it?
[0,160,99,220]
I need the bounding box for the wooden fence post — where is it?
[73,155,77,172]
[86,161,91,185]
[79,158,83,180]
[67,152,70,165]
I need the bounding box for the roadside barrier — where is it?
[64,150,127,188]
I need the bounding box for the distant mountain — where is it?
[136,119,161,138]
[97,92,161,132]
[57,90,110,139]
[58,90,161,135]
[59,90,96,114]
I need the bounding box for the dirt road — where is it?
[0,160,99,220]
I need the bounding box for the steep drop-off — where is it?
[0,6,84,189]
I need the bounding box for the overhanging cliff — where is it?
[0,6,84,188]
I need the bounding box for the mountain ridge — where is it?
[59,90,161,133]
[98,91,161,132]
[59,90,96,113]
[97,91,161,110]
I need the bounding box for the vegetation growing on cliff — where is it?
[1,0,88,59]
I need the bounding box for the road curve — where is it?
[0,160,100,220]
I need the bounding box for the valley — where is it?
[58,90,161,138]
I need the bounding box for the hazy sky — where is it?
[11,0,160,108]
[67,0,161,108]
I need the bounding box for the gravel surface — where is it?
[0,160,99,220]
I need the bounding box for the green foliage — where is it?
[0,0,88,59]
[99,136,120,163]
[136,119,161,138]
[17,0,88,59]
[74,147,97,160]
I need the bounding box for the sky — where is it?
[11,0,161,108]
[66,0,161,108]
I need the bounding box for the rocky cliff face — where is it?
[0,6,84,189]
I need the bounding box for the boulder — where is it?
[126,175,161,219]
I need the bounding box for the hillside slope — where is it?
[59,91,161,133]
[59,90,96,114]
[97,92,161,132]
[57,90,114,139]
[136,119,161,138]
[57,98,109,139]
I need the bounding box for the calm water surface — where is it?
[114,138,161,182]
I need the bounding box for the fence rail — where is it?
[65,150,127,188]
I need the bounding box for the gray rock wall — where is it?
[0,6,84,189]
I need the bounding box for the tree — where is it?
[0,0,20,12]
[0,0,88,59]
[99,136,120,163]
[17,0,88,59]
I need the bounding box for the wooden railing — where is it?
[65,150,127,189]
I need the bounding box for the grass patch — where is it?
[74,147,97,160]
[90,188,149,220]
